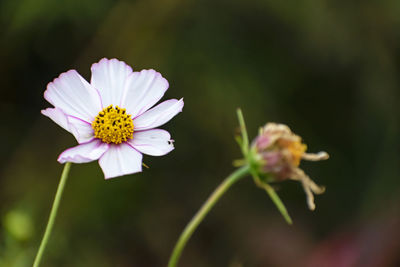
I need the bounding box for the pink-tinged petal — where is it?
[41,108,70,132]
[44,70,102,123]
[98,143,143,179]
[67,116,94,144]
[58,139,109,164]
[133,98,184,131]
[91,58,133,107]
[121,69,169,118]
[42,108,94,143]
[129,129,174,156]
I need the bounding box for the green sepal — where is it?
[251,170,293,225]
[235,108,293,225]
[236,108,249,156]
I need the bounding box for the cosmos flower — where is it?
[42,58,183,179]
[252,123,328,210]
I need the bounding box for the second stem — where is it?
[168,165,250,267]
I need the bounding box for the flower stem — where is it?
[168,165,250,267]
[33,162,72,267]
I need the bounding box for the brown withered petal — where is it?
[252,123,328,210]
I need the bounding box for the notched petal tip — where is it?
[44,69,77,102]
[90,58,108,70]
[43,68,102,122]
[121,68,171,118]
[99,143,143,179]
[91,57,133,73]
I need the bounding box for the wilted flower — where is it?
[252,123,328,210]
[42,58,183,179]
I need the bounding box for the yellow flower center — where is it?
[278,139,307,167]
[92,105,134,144]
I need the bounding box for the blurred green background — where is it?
[1,0,400,266]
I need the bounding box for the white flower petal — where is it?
[121,69,169,118]
[44,70,102,123]
[67,116,94,143]
[129,129,174,156]
[42,108,94,143]
[98,143,143,179]
[41,108,70,132]
[91,58,133,107]
[133,98,184,131]
[58,139,109,164]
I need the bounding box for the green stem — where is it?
[168,165,250,267]
[33,162,72,267]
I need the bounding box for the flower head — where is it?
[42,58,183,179]
[252,123,328,210]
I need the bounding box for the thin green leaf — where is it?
[236,108,249,156]
[235,135,243,148]
[262,183,293,225]
[251,171,293,224]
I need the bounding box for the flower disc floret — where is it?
[276,138,307,167]
[92,105,134,144]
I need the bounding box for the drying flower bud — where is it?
[252,123,329,210]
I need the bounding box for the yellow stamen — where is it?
[278,139,307,166]
[92,105,134,144]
